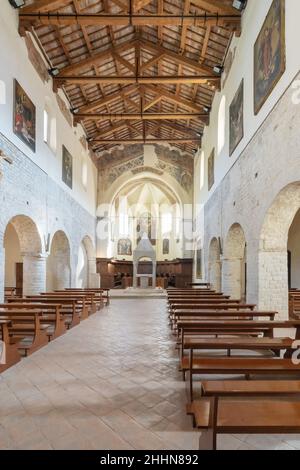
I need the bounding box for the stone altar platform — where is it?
[110,287,167,299]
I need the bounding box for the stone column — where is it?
[258,250,288,320]
[133,262,137,288]
[22,252,47,295]
[88,257,100,288]
[209,260,222,293]
[222,256,243,299]
[0,244,5,302]
[152,261,156,288]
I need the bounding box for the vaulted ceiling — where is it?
[19,0,244,158]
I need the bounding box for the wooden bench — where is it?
[64,288,110,306]
[12,297,81,329]
[0,303,66,340]
[184,355,300,401]
[187,398,300,451]
[60,289,104,311]
[0,310,50,357]
[0,320,21,372]
[173,310,277,333]
[185,283,211,288]
[52,291,97,314]
[201,379,300,397]
[39,293,90,318]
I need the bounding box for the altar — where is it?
[137,274,153,289]
[133,233,156,289]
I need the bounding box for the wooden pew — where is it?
[52,291,98,314]
[60,289,104,311]
[0,320,21,372]
[0,310,50,357]
[181,320,300,400]
[185,283,211,288]
[39,293,90,318]
[289,292,300,318]
[0,303,66,340]
[64,288,110,306]
[187,384,300,450]
[173,310,277,332]
[10,297,81,329]
[201,379,300,397]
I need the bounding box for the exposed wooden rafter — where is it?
[17,0,244,156]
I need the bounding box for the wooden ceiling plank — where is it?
[57,39,138,76]
[133,0,153,13]
[140,53,164,72]
[21,0,73,14]
[112,52,136,73]
[191,0,239,16]
[143,84,205,113]
[140,39,216,76]
[91,138,201,144]
[20,14,241,28]
[77,84,138,114]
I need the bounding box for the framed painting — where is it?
[163,239,169,255]
[118,238,132,256]
[62,145,73,189]
[13,80,36,152]
[207,149,214,191]
[229,80,244,156]
[254,0,286,115]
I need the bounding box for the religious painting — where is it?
[229,80,244,156]
[207,149,214,191]
[254,0,285,115]
[163,239,169,255]
[118,238,132,256]
[13,80,36,152]
[62,145,73,189]
[137,213,156,246]
[196,248,202,279]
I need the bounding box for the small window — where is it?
[44,98,57,153]
[43,109,49,143]
[161,213,172,235]
[218,95,226,155]
[81,156,88,189]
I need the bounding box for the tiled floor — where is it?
[1,298,300,450]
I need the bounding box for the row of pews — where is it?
[167,285,300,450]
[289,288,300,318]
[0,288,110,373]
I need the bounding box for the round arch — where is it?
[208,237,221,292]
[222,223,247,300]
[258,182,300,318]
[47,230,71,290]
[76,235,98,288]
[3,215,44,297]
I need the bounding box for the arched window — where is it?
[44,97,57,153]
[81,153,88,189]
[218,95,226,155]
[161,212,172,235]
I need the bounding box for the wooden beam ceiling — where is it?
[17,0,244,157]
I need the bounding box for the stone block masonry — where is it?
[202,72,300,319]
[0,132,97,300]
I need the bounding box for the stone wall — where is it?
[202,72,300,318]
[0,131,97,299]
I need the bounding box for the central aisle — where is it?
[0,299,299,450]
[0,299,197,450]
